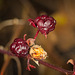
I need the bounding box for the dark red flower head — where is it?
[28,15,56,38]
[10,38,30,57]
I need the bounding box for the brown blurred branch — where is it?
[11,56,22,75]
[0,49,21,75]
[1,57,11,75]
[0,49,73,75]
[0,18,25,30]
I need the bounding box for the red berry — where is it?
[10,38,30,57]
[28,15,56,35]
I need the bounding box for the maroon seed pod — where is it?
[10,38,30,57]
[28,15,56,39]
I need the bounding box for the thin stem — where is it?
[0,49,73,74]
[24,34,27,40]
[0,49,15,56]
[1,57,11,75]
[0,19,25,30]
[34,30,39,39]
[39,60,73,75]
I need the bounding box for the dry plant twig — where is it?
[0,18,25,30]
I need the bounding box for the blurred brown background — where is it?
[0,0,75,75]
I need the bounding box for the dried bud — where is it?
[28,15,56,37]
[30,45,47,60]
[10,38,29,57]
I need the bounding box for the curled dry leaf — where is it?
[67,59,74,65]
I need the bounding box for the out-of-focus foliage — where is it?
[0,0,75,75]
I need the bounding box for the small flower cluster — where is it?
[10,38,29,57]
[10,15,56,71]
[10,34,47,71]
[2,15,75,75]
[28,15,56,38]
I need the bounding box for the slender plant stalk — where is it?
[39,60,73,75]
[1,57,11,75]
[34,30,39,39]
[0,49,15,56]
[0,49,73,75]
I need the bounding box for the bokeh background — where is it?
[0,0,75,75]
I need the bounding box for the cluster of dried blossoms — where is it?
[10,15,75,75]
[10,35,47,71]
[10,15,56,71]
[28,15,56,39]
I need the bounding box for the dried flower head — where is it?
[28,15,56,39]
[29,45,47,66]
[10,34,48,71]
[10,38,30,57]
[30,45,47,60]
